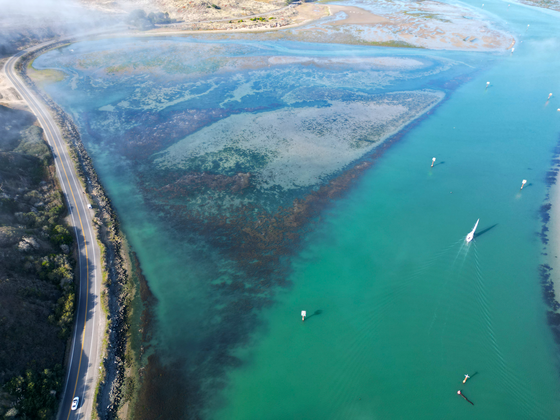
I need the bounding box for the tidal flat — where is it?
[32,0,560,417]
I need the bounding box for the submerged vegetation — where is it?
[0,0,557,416]
[29,39,463,419]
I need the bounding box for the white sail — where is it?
[466,219,479,243]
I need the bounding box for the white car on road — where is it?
[71,397,80,411]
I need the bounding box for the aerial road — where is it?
[4,49,102,420]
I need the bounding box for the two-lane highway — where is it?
[4,51,102,420]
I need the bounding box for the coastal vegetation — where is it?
[126,10,172,30]
[4,0,560,418]
[402,11,451,23]
[30,38,457,419]
[25,61,65,89]
[0,104,74,419]
[1,0,558,417]
[518,0,560,11]
[16,45,142,419]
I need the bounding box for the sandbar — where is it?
[327,5,389,26]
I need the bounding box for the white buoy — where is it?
[463,374,470,384]
[486,81,490,88]
[431,157,436,167]
[482,3,484,7]
[511,47,515,53]
[466,219,479,243]
[301,310,306,321]
[521,179,527,190]
[548,93,553,100]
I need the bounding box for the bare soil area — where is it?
[0,58,28,111]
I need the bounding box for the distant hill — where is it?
[80,0,285,23]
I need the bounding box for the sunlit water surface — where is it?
[34,0,560,417]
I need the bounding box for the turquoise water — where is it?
[34,0,560,417]
[216,40,560,418]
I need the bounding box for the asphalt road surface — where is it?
[4,50,102,420]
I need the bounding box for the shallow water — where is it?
[34,0,560,417]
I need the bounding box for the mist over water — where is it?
[33,0,560,416]
[0,0,118,56]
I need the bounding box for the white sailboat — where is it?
[466,219,479,243]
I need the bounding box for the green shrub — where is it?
[147,12,172,24]
[14,126,50,163]
[126,9,154,30]
[21,212,38,227]
[5,366,63,420]
[53,290,75,338]
[122,376,136,403]
[47,204,64,219]
[50,224,72,245]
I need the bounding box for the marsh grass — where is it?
[27,60,66,87]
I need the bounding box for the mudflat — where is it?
[304,0,516,51]
[328,5,389,26]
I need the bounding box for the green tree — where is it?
[5,366,62,419]
[50,224,72,245]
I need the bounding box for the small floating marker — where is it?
[482,3,484,6]
[511,47,515,53]
[508,3,510,6]
[431,157,436,167]
[301,310,306,321]
[521,179,527,190]
[463,374,470,384]
[458,390,475,405]
[486,81,490,89]
[548,93,553,100]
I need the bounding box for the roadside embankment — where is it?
[15,44,142,419]
[0,103,75,419]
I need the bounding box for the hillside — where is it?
[79,0,317,31]
[80,0,286,21]
[0,105,75,419]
